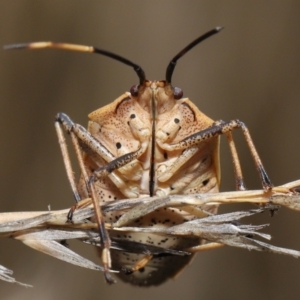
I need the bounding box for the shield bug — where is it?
[5,27,273,286]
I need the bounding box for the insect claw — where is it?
[236,177,247,191]
[66,205,76,222]
[263,180,273,191]
[257,165,273,191]
[104,271,116,284]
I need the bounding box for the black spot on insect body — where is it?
[130,114,136,119]
[151,219,157,225]
[116,142,122,149]
[174,118,180,124]
[160,238,168,243]
[202,179,209,186]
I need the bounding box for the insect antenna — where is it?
[166,26,223,84]
[4,42,146,85]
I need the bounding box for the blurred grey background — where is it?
[1,1,300,299]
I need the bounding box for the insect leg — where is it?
[158,150,218,195]
[121,254,153,275]
[54,120,81,203]
[187,242,225,253]
[157,119,272,190]
[211,120,246,190]
[58,113,144,198]
[55,119,93,220]
[90,146,146,181]
[56,113,148,283]
[158,145,201,183]
[225,132,246,190]
[55,113,115,284]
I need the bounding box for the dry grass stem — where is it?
[1,179,300,286]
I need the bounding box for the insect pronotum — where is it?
[5,27,274,286]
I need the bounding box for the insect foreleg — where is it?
[56,113,143,197]
[91,147,145,181]
[157,119,272,190]
[56,113,115,162]
[54,120,82,203]
[55,120,93,220]
[55,113,115,284]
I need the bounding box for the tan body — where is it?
[78,80,220,285]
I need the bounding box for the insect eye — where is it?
[173,87,183,100]
[130,84,139,96]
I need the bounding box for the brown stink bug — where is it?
[5,27,274,286]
